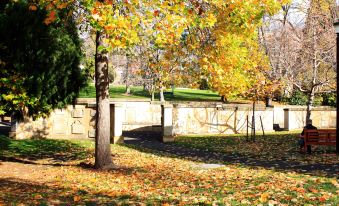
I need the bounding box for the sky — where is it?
[265,0,308,31]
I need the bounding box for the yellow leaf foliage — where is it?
[190,0,290,99]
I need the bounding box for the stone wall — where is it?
[8,99,337,140]
[9,100,163,140]
[282,106,336,130]
[10,105,96,140]
[171,103,274,135]
[121,101,161,132]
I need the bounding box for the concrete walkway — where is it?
[123,132,338,178]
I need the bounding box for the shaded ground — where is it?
[0,123,10,136]
[0,136,89,165]
[123,131,338,178]
[0,135,338,205]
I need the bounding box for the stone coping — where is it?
[76,98,154,104]
[283,107,336,111]
[172,103,268,111]
[76,98,335,111]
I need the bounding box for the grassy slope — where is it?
[79,85,221,101]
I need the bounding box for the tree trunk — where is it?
[251,101,256,142]
[305,17,317,125]
[159,86,165,102]
[125,55,130,95]
[151,91,155,101]
[305,89,315,124]
[125,85,131,95]
[150,83,155,101]
[94,31,114,169]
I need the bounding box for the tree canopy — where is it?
[0,0,87,118]
[5,0,293,169]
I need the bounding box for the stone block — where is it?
[110,104,124,144]
[163,136,175,143]
[71,120,84,134]
[88,128,95,138]
[162,104,174,142]
[89,121,96,127]
[90,110,96,117]
[72,109,84,118]
[53,115,67,134]
[75,105,86,109]
[112,136,124,144]
[54,109,65,115]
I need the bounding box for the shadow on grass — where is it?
[0,135,90,164]
[123,132,338,178]
[0,177,161,205]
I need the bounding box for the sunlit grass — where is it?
[79,85,221,101]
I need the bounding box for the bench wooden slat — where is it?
[303,129,336,153]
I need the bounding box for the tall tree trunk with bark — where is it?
[125,55,131,95]
[94,31,113,169]
[151,84,155,101]
[159,84,165,102]
[305,18,317,124]
[306,88,315,123]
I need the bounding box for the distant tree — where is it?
[259,1,306,99]
[294,0,336,122]
[0,0,87,118]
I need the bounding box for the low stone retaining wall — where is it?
[281,106,336,130]
[7,99,336,141]
[9,105,96,140]
[171,103,273,135]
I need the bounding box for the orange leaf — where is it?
[34,194,42,199]
[319,196,327,202]
[154,10,160,17]
[57,3,68,9]
[259,193,269,202]
[44,11,57,25]
[29,5,37,11]
[73,195,81,202]
[309,188,318,193]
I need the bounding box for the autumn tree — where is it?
[71,0,202,168]
[293,0,336,122]
[189,0,289,101]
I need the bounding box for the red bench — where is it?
[303,129,336,153]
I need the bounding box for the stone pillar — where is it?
[284,108,290,131]
[161,104,174,142]
[110,103,124,144]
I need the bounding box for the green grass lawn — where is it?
[79,85,222,101]
[0,135,338,205]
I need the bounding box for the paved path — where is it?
[123,132,338,178]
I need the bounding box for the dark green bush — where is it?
[287,90,327,106]
[322,93,336,107]
[199,78,210,90]
[288,90,308,105]
[0,1,87,118]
